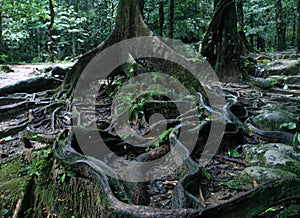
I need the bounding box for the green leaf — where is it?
[159,128,173,142]
[298,133,300,143]
[61,173,66,183]
[280,122,296,130]
[228,149,240,157]
[279,123,288,128]
[283,84,289,90]
[287,122,297,130]
[1,208,9,215]
[201,168,212,180]
[265,207,276,212]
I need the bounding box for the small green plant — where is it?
[265,207,276,212]
[227,149,240,157]
[61,170,76,184]
[0,208,9,215]
[145,128,173,152]
[22,148,53,177]
[293,133,300,145]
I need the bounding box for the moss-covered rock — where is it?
[238,166,297,188]
[252,105,297,131]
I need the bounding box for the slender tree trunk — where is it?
[169,0,174,38]
[0,3,3,53]
[297,0,300,53]
[275,0,286,51]
[249,14,254,46]
[292,10,296,47]
[48,0,55,62]
[201,0,242,81]
[139,0,145,18]
[257,36,266,52]
[236,0,255,53]
[159,1,164,36]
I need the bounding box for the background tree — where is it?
[201,0,242,81]
[169,0,174,38]
[275,0,286,51]
[297,0,300,53]
[237,0,255,53]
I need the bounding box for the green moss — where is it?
[0,157,30,217]
[285,160,300,177]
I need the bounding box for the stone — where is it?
[238,166,297,186]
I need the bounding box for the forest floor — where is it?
[0,63,73,88]
[0,55,300,216]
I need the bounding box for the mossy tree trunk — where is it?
[61,0,152,97]
[201,0,243,82]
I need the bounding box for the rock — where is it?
[0,65,14,73]
[51,66,70,79]
[243,143,300,163]
[251,77,273,89]
[265,60,300,76]
[238,166,297,186]
[243,143,300,176]
[252,105,297,131]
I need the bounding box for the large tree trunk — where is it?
[201,0,243,82]
[275,0,286,51]
[297,0,300,53]
[61,0,152,97]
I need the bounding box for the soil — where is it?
[0,63,73,88]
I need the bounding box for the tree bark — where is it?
[169,0,174,38]
[48,0,55,62]
[159,1,164,36]
[61,0,152,97]
[236,0,255,53]
[275,0,286,51]
[297,0,300,53]
[0,3,3,53]
[201,0,243,82]
[249,14,254,46]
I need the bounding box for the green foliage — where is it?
[0,208,9,215]
[21,148,52,177]
[279,122,297,130]
[145,127,173,152]
[227,149,240,158]
[0,0,118,63]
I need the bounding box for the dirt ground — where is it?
[0,63,74,88]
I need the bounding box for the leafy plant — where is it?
[0,208,9,215]
[145,128,173,152]
[227,149,240,157]
[279,122,297,130]
[293,133,300,145]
